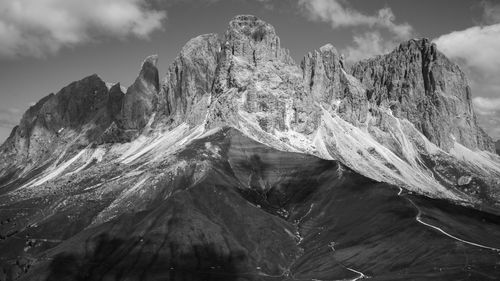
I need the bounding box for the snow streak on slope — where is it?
[316,108,459,199]
[117,124,190,165]
[14,122,213,198]
[232,99,462,201]
[450,142,500,174]
[21,149,88,188]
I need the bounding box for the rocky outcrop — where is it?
[350,39,494,152]
[301,44,369,126]
[301,44,344,104]
[157,34,220,125]
[207,15,319,135]
[28,74,110,131]
[107,83,125,121]
[120,55,159,131]
[223,15,294,66]
[0,74,125,177]
[1,74,112,155]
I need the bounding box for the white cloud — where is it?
[298,0,413,39]
[342,31,398,63]
[473,97,500,115]
[298,0,413,62]
[473,101,500,140]
[0,0,166,58]
[434,24,500,74]
[473,97,500,140]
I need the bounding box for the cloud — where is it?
[0,0,166,59]
[473,97,500,140]
[473,98,500,140]
[298,0,413,39]
[473,97,500,115]
[434,24,500,74]
[482,1,500,24]
[297,0,413,62]
[341,31,399,63]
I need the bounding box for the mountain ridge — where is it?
[1,15,499,209]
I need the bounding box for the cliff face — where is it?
[223,15,294,66]
[0,75,122,172]
[301,44,370,126]
[208,15,319,135]
[120,55,160,131]
[157,34,220,125]
[351,39,494,152]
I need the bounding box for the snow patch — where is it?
[118,123,189,164]
[450,142,500,174]
[22,149,87,188]
[317,107,456,199]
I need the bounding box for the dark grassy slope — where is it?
[1,128,499,280]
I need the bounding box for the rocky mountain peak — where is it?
[137,54,160,92]
[301,43,345,104]
[142,54,159,68]
[120,55,160,131]
[394,38,439,94]
[351,37,494,152]
[157,33,220,124]
[223,15,294,65]
[0,73,125,173]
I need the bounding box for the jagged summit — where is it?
[319,43,339,53]
[224,14,294,65]
[141,54,158,67]
[120,55,160,132]
[1,14,499,213]
[351,37,493,152]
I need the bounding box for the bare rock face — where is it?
[0,74,123,177]
[157,34,220,125]
[29,74,110,133]
[120,55,159,131]
[351,39,494,152]
[301,44,369,126]
[208,15,319,135]
[223,15,294,66]
[4,74,112,154]
[301,44,343,104]
[107,83,125,121]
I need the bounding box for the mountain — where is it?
[496,140,500,155]
[1,15,500,280]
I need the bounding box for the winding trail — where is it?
[398,187,500,252]
[345,267,368,280]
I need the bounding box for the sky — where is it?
[0,0,499,142]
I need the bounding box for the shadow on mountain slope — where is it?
[45,234,243,281]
